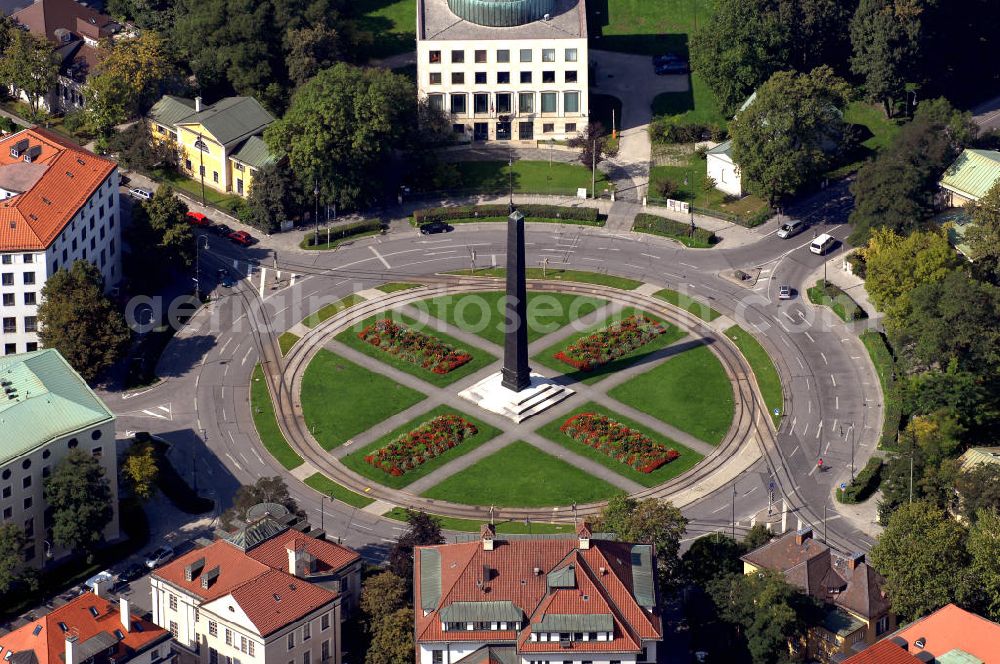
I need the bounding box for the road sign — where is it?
[840,482,847,490]
[773,408,780,416]
[768,481,776,491]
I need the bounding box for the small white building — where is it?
[0,348,120,567]
[705,140,743,197]
[416,0,589,143]
[0,127,121,355]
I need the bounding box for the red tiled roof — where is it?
[152,540,272,602]
[223,569,338,637]
[893,603,1000,662]
[0,128,116,252]
[13,0,118,45]
[842,641,921,664]
[0,594,168,664]
[246,529,360,575]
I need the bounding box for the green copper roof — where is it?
[440,601,522,623]
[532,614,613,633]
[148,95,197,127]
[448,0,556,27]
[419,548,442,610]
[546,564,575,589]
[630,545,655,608]
[937,649,985,664]
[940,149,1000,201]
[959,447,1000,472]
[0,349,114,465]
[231,136,275,170]
[176,96,275,148]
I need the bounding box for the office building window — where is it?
[169,594,177,610]
[429,50,441,63]
[451,50,464,63]
[520,49,532,62]
[212,171,219,183]
[2,486,8,498]
[497,49,510,62]
[566,48,578,61]
[475,72,487,84]
[248,642,255,657]
[226,629,233,646]
[565,70,577,83]
[497,71,510,84]
[429,72,441,85]
[287,633,295,650]
[450,94,467,115]
[451,72,464,84]
[1,256,9,264]
[566,123,577,133]
[1,273,12,285]
[209,621,218,637]
[432,652,443,664]
[452,124,465,134]
[542,71,555,83]
[321,613,330,631]
[3,318,15,333]
[240,636,248,654]
[543,123,554,133]
[2,294,12,306]
[2,506,11,518]
[169,622,178,638]
[564,92,580,113]
[3,344,15,355]
[542,49,555,62]
[321,641,329,662]
[24,316,36,333]
[541,93,557,113]
[210,649,218,664]
[302,653,309,664]
[22,254,32,263]
[303,623,311,641]
[496,93,512,114]
[519,92,534,113]
[520,72,532,84]
[475,49,487,63]
[237,179,243,195]
[23,497,31,510]
[473,93,489,114]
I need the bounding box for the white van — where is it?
[810,233,835,255]
[777,219,805,239]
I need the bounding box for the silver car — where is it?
[129,187,153,200]
[145,545,174,568]
[778,285,792,300]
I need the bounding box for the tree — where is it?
[966,180,1000,284]
[107,0,176,31]
[220,476,303,529]
[681,533,743,587]
[904,365,999,436]
[360,571,408,627]
[729,66,851,203]
[869,501,969,621]
[84,32,173,135]
[743,523,775,551]
[849,0,922,117]
[967,508,1000,622]
[0,523,25,595]
[285,24,343,87]
[861,227,959,329]
[366,608,414,664]
[107,122,178,172]
[389,511,443,583]
[265,63,415,210]
[956,466,1000,524]
[121,440,159,500]
[44,450,114,559]
[245,162,304,233]
[597,494,687,586]
[567,122,619,170]
[37,261,130,381]
[124,186,194,290]
[899,411,963,465]
[0,31,59,116]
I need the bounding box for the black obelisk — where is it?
[501,208,531,392]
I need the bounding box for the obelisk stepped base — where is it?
[458,372,575,423]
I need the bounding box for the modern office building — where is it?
[0,348,119,567]
[0,127,121,354]
[416,0,589,142]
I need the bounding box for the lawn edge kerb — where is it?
[724,325,783,429]
[303,294,365,329]
[304,472,374,509]
[444,268,643,291]
[384,507,574,534]
[249,364,304,470]
[653,288,722,322]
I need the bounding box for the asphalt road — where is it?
[106,180,881,562]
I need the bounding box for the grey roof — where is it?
[532,614,613,633]
[221,516,288,551]
[440,601,523,623]
[630,545,655,608]
[420,548,442,610]
[448,0,555,27]
[148,95,198,127]
[453,646,518,664]
[179,97,275,148]
[706,140,732,157]
[547,564,575,589]
[231,136,275,170]
[421,0,585,41]
[59,631,119,662]
[820,607,865,637]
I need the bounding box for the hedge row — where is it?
[302,219,383,247]
[413,204,600,225]
[649,117,727,144]
[836,456,884,504]
[633,213,717,246]
[861,330,903,451]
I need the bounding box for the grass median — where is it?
[304,472,374,508]
[384,508,575,534]
[249,364,303,470]
[303,294,364,329]
[447,267,643,290]
[725,325,783,428]
[654,288,722,322]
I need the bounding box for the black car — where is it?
[655,61,688,75]
[653,53,683,66]
[213,223,232,237]
[420,221,453,235]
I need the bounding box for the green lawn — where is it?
[151,168,245,215]
[533,308,687,385]
[249,365,303,470]
[455,161,611,196]
[725,325,783,428]
[609,344,734,445]
[448,267,643,290]
[376,282,421,293]
[651,72,726,126]
[301,350,426,449]
[421,441,619,507]
[806,280,867,322]
[336,312,497,388]
[303,294,365,329]
[649,152,769,222]
[355,0,416,60]
[383,508,576,534]
[304,472,374,508]
[654,288,721,322]
[829,101,904,177]
[299,229,382,250]
[535,402,703,487]
[339,406,502,489]
[278,332,300,356]
[412,291,607,347]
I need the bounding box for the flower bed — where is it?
[560,413,679,473]
[555,315,667,371]
[365,415,478,476]
[357,319,472,374]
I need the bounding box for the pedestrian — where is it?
[817,458,824,472]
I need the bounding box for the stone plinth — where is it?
[458,372,574,423]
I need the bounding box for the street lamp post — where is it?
[313,179,320,247]
[194,235,208,301]
[732,484,737,539]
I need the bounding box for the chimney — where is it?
[195,96,202,112]
[65,635,78,664]
[119,597,131,632]
[184,557,206,582]
[848,552,865,570]
[287,540,312,577]
[794,527,813,545]
[576,522,592,550]
[481,523,496,551]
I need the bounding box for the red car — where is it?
[186,211,211,227]
[227,230,255,246]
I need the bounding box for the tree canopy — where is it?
[360,571,408,628]
[44,450,114,559]
[0,30,59,116]
[967,508,1000,622]
[729,66,851,203]
[849,0,921,116]
[0,523,25,595]
[366,608,414,664]
[37,261,131,381]
[389,510,443,584]
[220,476,302,530]
[597,494,687,586]
[245,162,305,233]
[121,440,159,501]
[967,181,1000,284]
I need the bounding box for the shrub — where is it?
[836,456,883,504]
[633,213,717,246]
[655,178,676,200]
[413,204,600,225]
[649,117,728,145]
[302,219,383,247]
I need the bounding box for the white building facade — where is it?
[417,0,589,142]
[0,128,121,355]
[705,140,743,198]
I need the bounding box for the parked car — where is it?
[419,221,453,235]
[227,230,255,246]
[655,61,689,75]
[117,562,147,583]
[212,223,232,237]
[653,53,685,66]
[778,284,792,300]
[145,545,174,569]
[217,268,234,288]
[129,187,153,200]
[186,211,212,227]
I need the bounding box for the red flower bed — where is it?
[555,315,667,372]
[560,412,679,473]
[365,415,478,476]
[358,319,472,374]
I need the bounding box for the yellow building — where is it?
[741,528,896,662]
[147,95,275,198]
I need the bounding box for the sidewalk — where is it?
[807,250,882,327]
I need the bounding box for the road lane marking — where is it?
[801,422,810,437]
[831,374,837,387]
[790,445,800,458]
[804,331,815,343]
[369,246,391,268]
[796,356,804,368]
[820,352,828,365]
[743,486,758,496]
[225,453,243,471]
[835,396,839,410]
[816,420,824,439]
[782,311,795,322]
[640,253,660,259]
[712,504,728,514]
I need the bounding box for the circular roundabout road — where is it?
[112,209,882,560]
